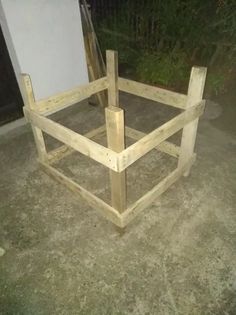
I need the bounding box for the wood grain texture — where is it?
[21,74,47,161]
[106,50,119,107]
[36,77,108,115]
[106,106,126,213]
[24,107,119,171]
[125,126,180,158]
[178,67,207,176]
[117,102,204,172]
[47,125,106,164]
[118,77,187,109]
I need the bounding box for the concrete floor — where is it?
[0,92,236,315]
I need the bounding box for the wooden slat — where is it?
[178,67,207,176]
[47,125,106,164]
[120,155,196,227]
[24,107,119,171]
[106,106,126,213]
[125,126,180,158]
[118,77,187,109]
[117,102,205,172]
[36,77,108,115]
[40,161,122,227]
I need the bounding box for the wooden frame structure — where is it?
[22,50,207,228]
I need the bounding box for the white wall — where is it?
[0,0,88,103]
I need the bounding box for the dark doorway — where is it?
[0,26,23,126]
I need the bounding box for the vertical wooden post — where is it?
[178,67,207,176]
[105,50,126,213]
[22,74,47,162]
[106,50,119,107]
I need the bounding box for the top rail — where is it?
[35,76,108,115]
[118,77,187,109]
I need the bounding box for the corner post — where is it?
[178,67,207,176]
[105,50,126,213]
[22,74,47,162]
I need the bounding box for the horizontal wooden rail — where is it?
[24,108,119,171]
[117,101,205,171]
[120,155,196,226]
[118,77,187,109]
[36,77,108,115]
[40,161,122,227]
[125,126,180,158]
[47,125,107,164]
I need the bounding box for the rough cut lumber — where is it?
[22,74,47,161]
[47,125,106,164]
[120,154,196,227]
[117,101,205,172]
[24,107,119,172]
[178,67,207,176]
[40,161,122,227]
[106,50,119,107]
[125,126,180,158]
[36,77,108,115]
[106,106,126,213]
[118,77,187,109]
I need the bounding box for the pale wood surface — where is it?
[125,126,180,158]
[106,50,119,107]
[121,155,196,227]
[106,106,126,213]
[178,67,207,176]
[117,102,204,171]
[24,108,119,171]
[36,77,108,115]
[47,125,106,164]
[118,77,187,109]
[22,74,47,161]
[40,161,122,227]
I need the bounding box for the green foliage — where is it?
[136,51,189,89]
[93,0,236,95]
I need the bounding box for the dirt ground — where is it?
[0,90,236,315]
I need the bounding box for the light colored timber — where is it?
[36,77,108,115]
[40,161,122,227]
[21,74,47,161]
[121,154,196,227]
[118,77,187,109]
[47,125,106,164]
[125,126,180,158]
[47,124,180,165]
[117,101,205,172]
[24,107,119,171]
[106,106,126,213]
[106,50,119,107]
[178,67,207,176]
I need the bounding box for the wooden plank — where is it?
[106,106,126,213]
[125,126,180,158]
[117,102,205,172]
[40,161,122,227]
[35,77,108,115]
[120,154,196,227]
[178,67,207,176]
[47,125,106,164]
[21,74,47,161]
[106,50,119,107]
[118,77,187,109]
[24,107,119,171]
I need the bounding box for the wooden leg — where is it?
[31,125,47,162]
[105,106,126,213]
[178,67,207,176]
